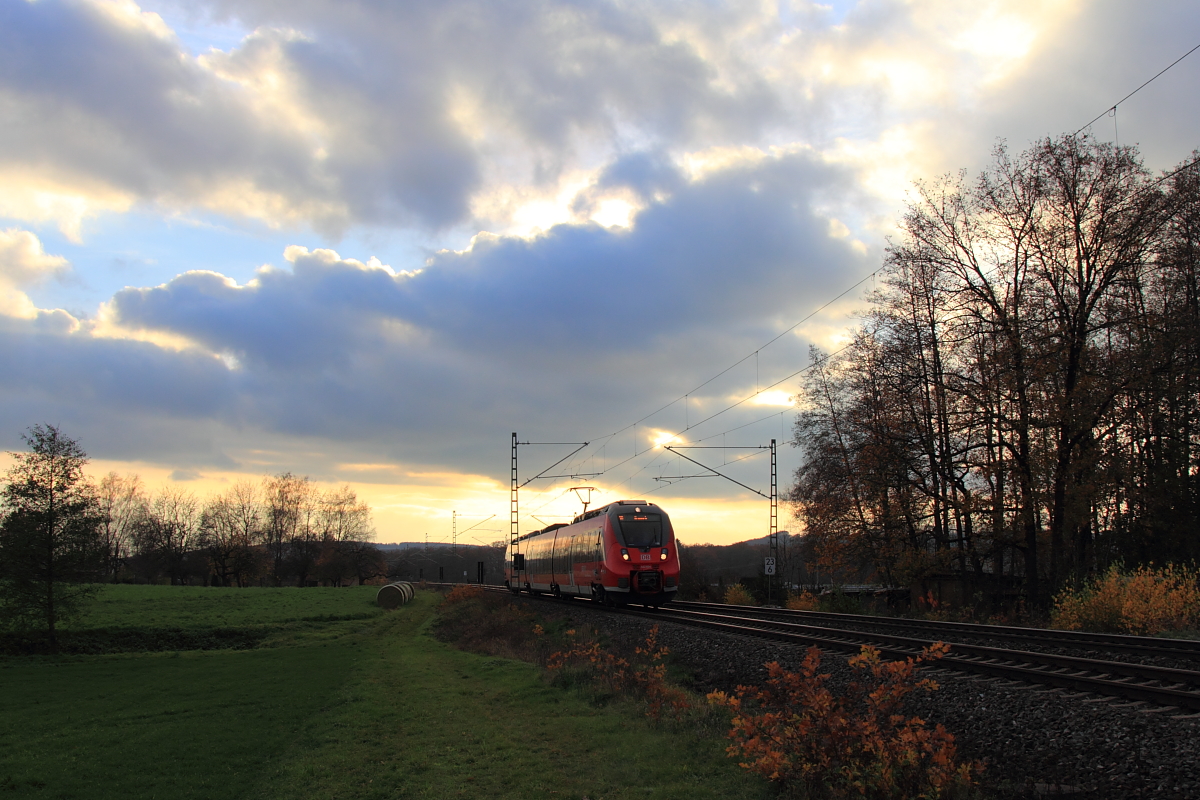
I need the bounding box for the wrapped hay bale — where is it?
[376,581,416,609]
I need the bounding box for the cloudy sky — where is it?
[1,0,1197,545]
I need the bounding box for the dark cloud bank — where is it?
[0,151,871,477]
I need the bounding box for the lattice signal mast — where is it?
[663,438,778,602]
[508,431,596,561]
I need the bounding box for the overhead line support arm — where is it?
[664,446,769,499]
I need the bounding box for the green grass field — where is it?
[72,584,383,629]
[0,586,770,800]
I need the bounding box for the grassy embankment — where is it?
[0,585,768,800]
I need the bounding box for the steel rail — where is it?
[671,600,1200,660]
[467,585,1200,710]
[631,605,1200,711]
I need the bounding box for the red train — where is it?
[506,500,679,607]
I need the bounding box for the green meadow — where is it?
[0,586,770,800]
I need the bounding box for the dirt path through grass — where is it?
[253,592,766,800]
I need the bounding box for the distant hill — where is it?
[376,542,499,551]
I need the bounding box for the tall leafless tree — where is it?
[96,472,146,581]
[791,134,1190,606]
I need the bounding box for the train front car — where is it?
[598,501,678,607]
[505,500,680,607]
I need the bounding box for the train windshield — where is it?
[616,513,663,547]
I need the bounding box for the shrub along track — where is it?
[473,586,1200,797]
[479,586,1200,715]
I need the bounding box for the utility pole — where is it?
[510,432,518,547]
[452,510,457,554]
[509,432,596,587]
[663,441,778,602]
[769,439,777,605]
[510,433,519,576]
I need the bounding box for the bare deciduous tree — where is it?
[791,134,1194,607]
[134,486,200,584]
[96,472,146,581]
[199,481,265,587]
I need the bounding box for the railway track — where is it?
[450,585,1200,792]
[468,586,1200,713]
[670,600,1200,661]
[627,602,1200,713]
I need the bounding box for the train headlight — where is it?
[660,548,668,561]
[621,548,629,561]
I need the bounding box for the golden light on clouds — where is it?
[651,429,682,449]
[471,172,593,238]
[0,171,135,243]
[751,389,794,408]
[94,0,175,40]
[680,145,770,181]
[829,123,934,211]
[590,197,637,229]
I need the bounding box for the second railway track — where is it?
[671,600,1200,662]
[634,604,1200,712]
[483,587,1200,714]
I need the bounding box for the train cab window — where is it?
[616,513,663,547]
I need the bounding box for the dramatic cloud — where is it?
[1,0,1198,541]
[94,149,868,457]
[0,0,786,238]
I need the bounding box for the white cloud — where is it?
[0,229,70,319]
[0,228,69,285]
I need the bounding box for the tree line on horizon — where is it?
[97,469,384,589]
[0,424,388,649]
[789,133,1200,608]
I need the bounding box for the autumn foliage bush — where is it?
[786,591,819,611]
[723,584,758,606]
[707,643,979,800]
[547,625,691,721]
[443,584,484,603]
[1051,564,1200,635]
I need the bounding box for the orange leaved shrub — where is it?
[1051,564,1200,636]
[708,643,979,799]
[723,584,758,606]
[786,591,819,611]
[547,625,691,721]
[443,584,484,604]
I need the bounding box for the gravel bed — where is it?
[529,597,1200,799]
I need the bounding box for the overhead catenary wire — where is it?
[1073,42,1200,137]
[597,42,1200,475]
[522,41,1200,507]
[589,265,882,447]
